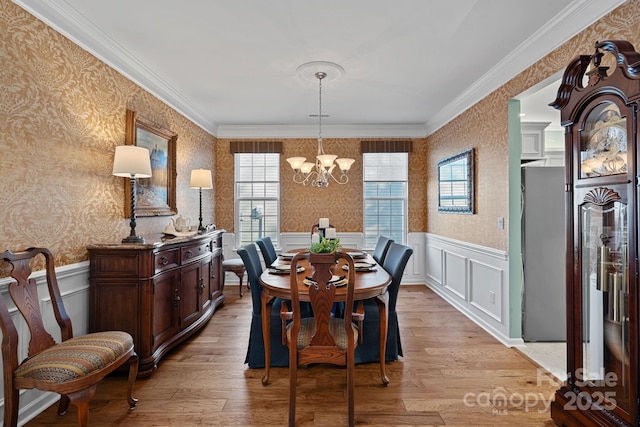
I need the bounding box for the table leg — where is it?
[261,292,273,385]
[375,291,390,386]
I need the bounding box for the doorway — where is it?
[511,76,567,380]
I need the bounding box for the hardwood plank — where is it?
[25,285,558,426]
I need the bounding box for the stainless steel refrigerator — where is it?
[521,165,566,341]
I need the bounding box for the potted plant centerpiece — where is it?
[309,237,342,282]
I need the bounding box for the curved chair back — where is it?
[256,236,278,267]
[382,243,413,311]
[372,235,393,265]
[237,244,264,314]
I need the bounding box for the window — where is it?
[363,153,408,248]
[234,153,280,248]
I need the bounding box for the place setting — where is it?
[303,275,348,287]
[342,261,377,272]
[345,250,368,259]
[278,252,298,261]
[268,264,305,274]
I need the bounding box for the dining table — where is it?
[258,248,392,386]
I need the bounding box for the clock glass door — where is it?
[580,195,630,413]
[579,102,627,178]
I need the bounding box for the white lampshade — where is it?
[317,154,337,169]
[301,162,315,174]
[190,169,213,189]
[286,157,306,170]
[112,145,152,178]
[335,158,355,172]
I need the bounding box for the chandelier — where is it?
[286,64,355,188]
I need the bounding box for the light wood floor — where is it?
[26,285,560,426]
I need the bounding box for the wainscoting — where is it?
[424,233,516,346]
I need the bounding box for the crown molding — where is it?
[424,0,627,136]
[12,0,219,134]
[14,0,626,139]
[215,124,428,139]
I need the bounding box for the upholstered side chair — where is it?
[355,242,413,364]
[0,247,138,427]
[256,236,278,268]
[372,235,393,265]
[237,243,290,368]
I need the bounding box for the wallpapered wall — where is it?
[1,0,637,270]
[214,138,427,234]
[0,0,216,271]
[426,0,640,252]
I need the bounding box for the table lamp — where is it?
[112,145,152,244]
[190,168,213,233]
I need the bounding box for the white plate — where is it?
[303,275,348,287]
[346,251,367,259]
[279,252,298,259]
[342,263,376,272]
[269,265,305,274]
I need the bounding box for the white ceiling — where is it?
[14,0,625,138]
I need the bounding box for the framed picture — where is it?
[438,148,475,214]
[124,109,177,217]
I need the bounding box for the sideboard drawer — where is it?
[155,248,179,273]
[181,242,211,264]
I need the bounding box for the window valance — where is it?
[360,140,413,153]
[230,141,282,153]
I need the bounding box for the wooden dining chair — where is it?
[255,236,278,267]
[281,251,363,427]
[0,248,138,427]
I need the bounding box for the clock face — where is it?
[589,125,627,155]
[581,123,628,177]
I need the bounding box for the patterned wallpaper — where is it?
[1,0,638,270]
[0,0,216,270]
[215,138,427,233]
[426,0,640,251]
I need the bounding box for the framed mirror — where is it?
[438,148,474,214]
[124,109,177,217]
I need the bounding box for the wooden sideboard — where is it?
[88,230,225,377]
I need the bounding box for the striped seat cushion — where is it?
[287,318,358,350]
[15,331,133,384]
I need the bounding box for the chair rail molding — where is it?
[425,233,519,346]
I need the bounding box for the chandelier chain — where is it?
[316,71,326,156]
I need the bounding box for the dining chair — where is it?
[256,236,278,268]
[237,243,290,368]
[372,235,393,265]
[355,242,413,364]
[281,251,363,427]
[0,247,138,427]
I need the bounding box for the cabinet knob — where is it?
[160,256,169,266]
[185,250,193,258]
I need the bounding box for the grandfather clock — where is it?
[550,40,640,427]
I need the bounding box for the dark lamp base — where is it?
[122,235,145,244]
